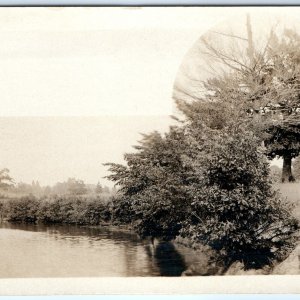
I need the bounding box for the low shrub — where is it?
[1,195,112,225]
[5,195,40,223]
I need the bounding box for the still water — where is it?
[0,222,197,277]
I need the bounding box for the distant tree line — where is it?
[0,169,120,225]
[0,175,117,198]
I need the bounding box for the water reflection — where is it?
[154,242,186,276]
[0,222,192,277]
[0,222,140,242]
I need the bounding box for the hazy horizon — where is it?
[0,116,175,187]
[0,7,292,187]
[0,8,212,188]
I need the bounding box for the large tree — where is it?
[174,16,300,182]
[106,15,299,270]
[106,127,192,240]
[106,104,298,270]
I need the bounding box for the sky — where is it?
[0,116,173,187]
[0,7,298,186]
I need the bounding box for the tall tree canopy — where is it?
[174,16,300,182]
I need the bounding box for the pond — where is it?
[0,222,201,277]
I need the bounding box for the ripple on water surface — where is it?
[0,223,193,277]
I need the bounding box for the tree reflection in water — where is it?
[153,241,186,276]
[1,222,189,276]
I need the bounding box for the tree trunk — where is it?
[282,154,294,182]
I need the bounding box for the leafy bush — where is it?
[80,198,111,225]
[110,196,134,225]
[38,197,63,223]
[2,195,112,225]
[180,126,298,269]
[106,127,191,240]
[107,107,299,270]
[5,195,40,223]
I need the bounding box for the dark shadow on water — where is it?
[1,222,188,277]
[0,222,140,243]
[153,241,186,276]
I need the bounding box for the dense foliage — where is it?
[106,37,300,267]
[106,127,192,240]
[261,31,300,182]
[180,125,298,269]
[174,24,300,182]
[106,103,298,269]
[0,195,112,225]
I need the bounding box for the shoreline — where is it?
[1,219,299,276]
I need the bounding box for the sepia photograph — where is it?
[0,6,300,294]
